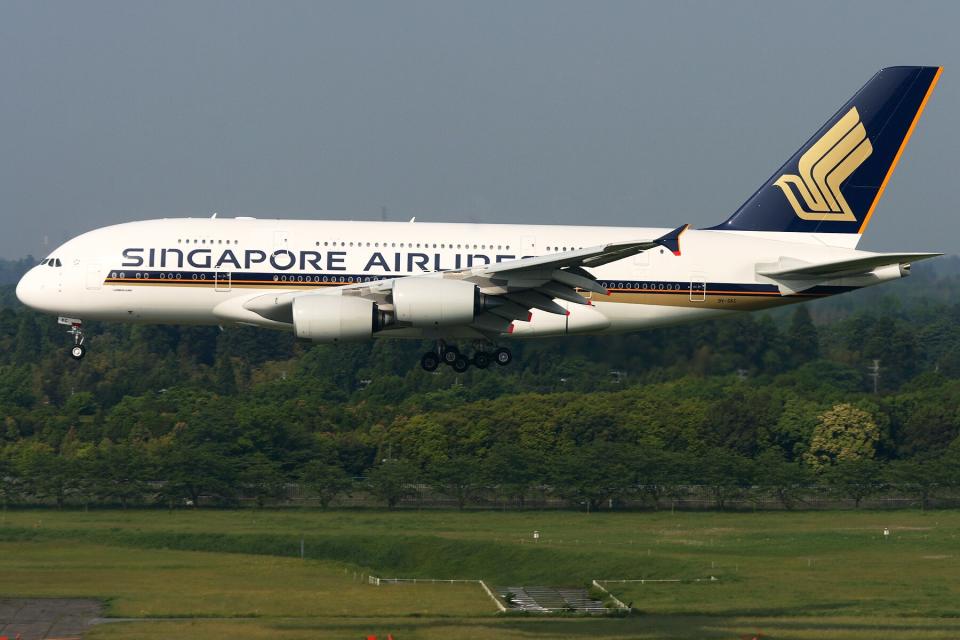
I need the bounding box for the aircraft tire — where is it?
[452,355,471,373]
[420,352,440,372]
[472,352,491,369]
[494,347,512,366]
[70,344,86,361]
[442,346,460,365]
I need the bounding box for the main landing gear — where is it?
[420,341,512,372]
[60,317,86,361]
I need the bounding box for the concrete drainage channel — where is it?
[0,599,103,640]
[368,576,627,614]
[496,586,611,614]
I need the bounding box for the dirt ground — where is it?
[0,599,103,640]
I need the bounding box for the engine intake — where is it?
[292,295,382,342]
[393,278,478,327]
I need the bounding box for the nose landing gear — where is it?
[419,341,512,372]
[59,316,86,361]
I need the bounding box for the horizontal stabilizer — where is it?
[758,252,941,279]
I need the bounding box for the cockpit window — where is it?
[40,259,48,265]
[42,258,62,267]
[55,259,62,267]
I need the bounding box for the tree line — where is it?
[2,257,960,511]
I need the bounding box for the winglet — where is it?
[655,224,690,256]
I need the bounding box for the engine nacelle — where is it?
[292,294,379,342]
[393,277,478,327]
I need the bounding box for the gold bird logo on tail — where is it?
[774,107,873,222]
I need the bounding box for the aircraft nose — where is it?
[16,267,46,310]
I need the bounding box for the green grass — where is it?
[84,616,960,640]
[2,509,959,639]
[0,540,489,618]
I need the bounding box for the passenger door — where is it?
[85,262,103,290]
[689,273,707,302]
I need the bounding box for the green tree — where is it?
[239,453,288,508]
[152,439,238,508]
[768,393,819,460]
[482,443,539,508]
[787,306,819,366]
[299,460,353,509]
[90,440,151,508]
[15,441,76,508]
[366,459,418,508]
[825,458,883,508]
[805,404,880,472]
[753,449,811,509]
[896,399,960,457]
[13,313,42,363]
[0,444,25,508]
[213,353,237,396]
[551,442,635,512]
[697,448,753,510]
[885,457,950,511]
[428,455,483,510]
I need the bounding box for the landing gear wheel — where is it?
[63,319,86,361]
[472,352,491,369]
[442,345,460,365]
[420,352,440,372]
[452,355,471,373]
[494,347,512,366]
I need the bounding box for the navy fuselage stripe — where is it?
[102,269,857,297]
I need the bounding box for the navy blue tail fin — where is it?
[709,66,941,238]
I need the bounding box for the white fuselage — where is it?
[16,217,896,340]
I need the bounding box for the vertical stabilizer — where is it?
[708,66,941,246]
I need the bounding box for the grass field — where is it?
[1,509,959,639]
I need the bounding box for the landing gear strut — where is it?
[63,318,86,361]
[419,341,512,372]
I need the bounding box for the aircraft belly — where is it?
[595,299,734,332]
[70,285,225,324]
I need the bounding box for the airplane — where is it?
[16,66,943,372]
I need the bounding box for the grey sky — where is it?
[2,0,957,258]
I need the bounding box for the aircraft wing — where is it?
[239,224,690,334]
[757,252,941,280]
[449,224,689,328]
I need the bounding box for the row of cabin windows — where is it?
[314,241,512,250]
[109,271,388,284]
[600,281,685,291]
[169,239,592,252]
[274,274,387,283]
[177,239,239,244]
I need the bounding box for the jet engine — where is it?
[292,294,385,342]
[392,277,479,327]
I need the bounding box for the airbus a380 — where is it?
[16,66,943,372]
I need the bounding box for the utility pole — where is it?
[867,359,881,394]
